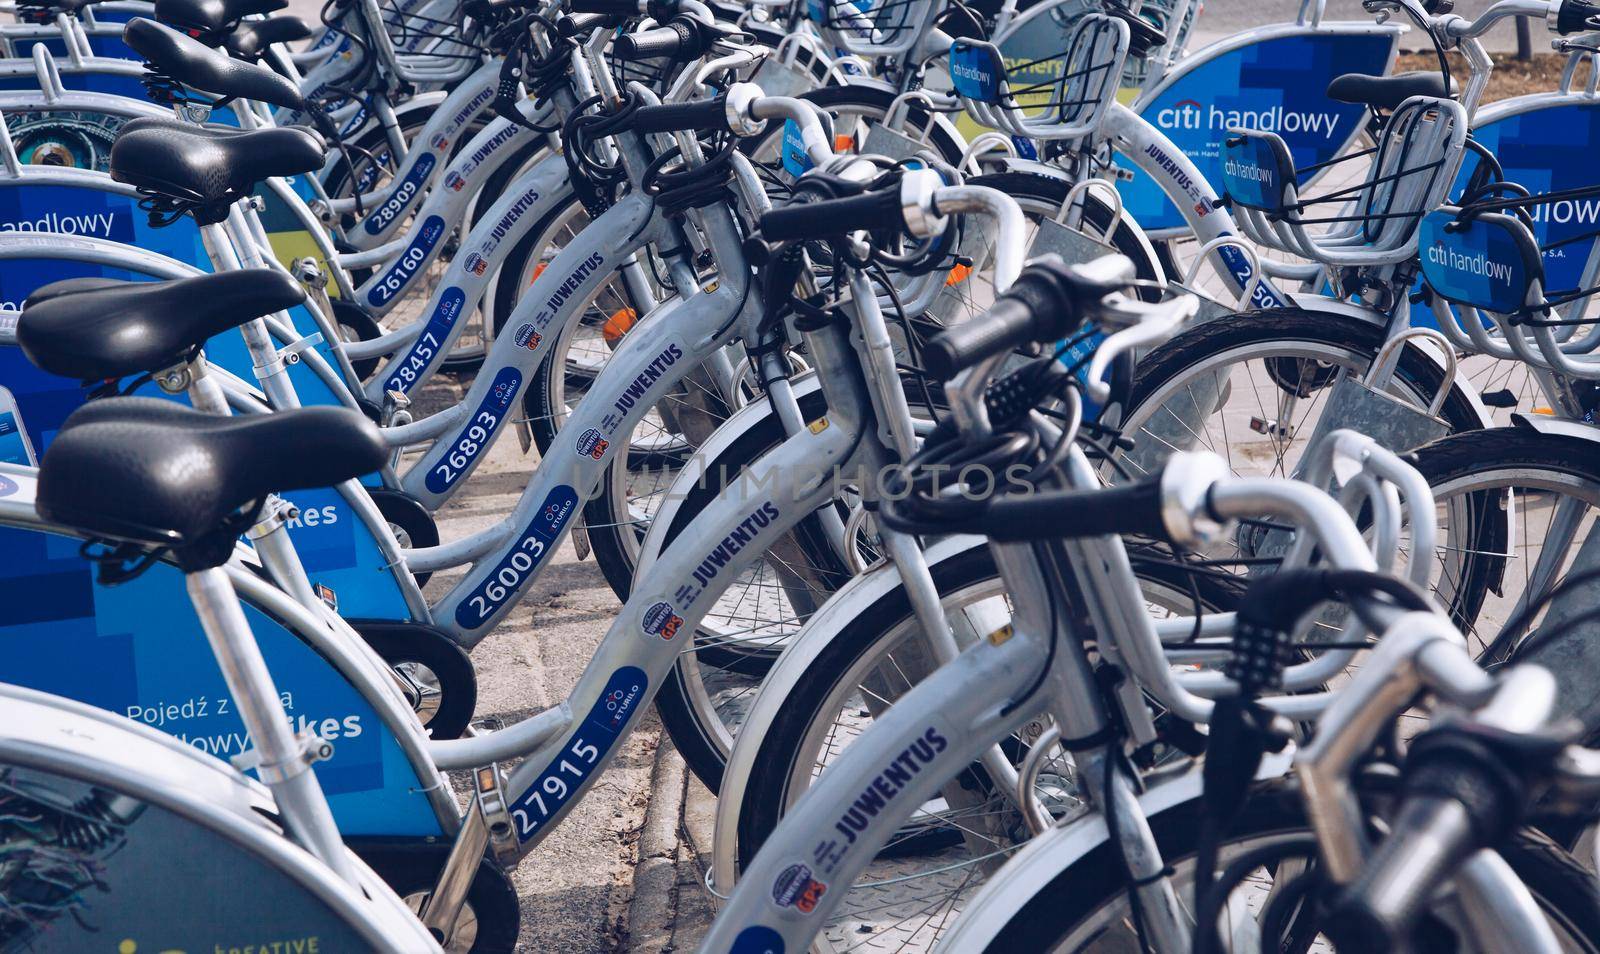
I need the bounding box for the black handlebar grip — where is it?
[614,19,704,59]
[566,0,640,13]
[556,12,612,35]
[984,473,1169,542]
[629,95,728,135]
[922,296,1042,382]
[1558,0,1600,34]
[758,188,905,243]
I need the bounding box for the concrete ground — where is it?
[407,375,715,954]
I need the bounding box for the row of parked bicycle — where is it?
[3,0,1600,948]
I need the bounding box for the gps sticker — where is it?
[575,427,609,461]
[642,601,684,641]
[772,863,827,913]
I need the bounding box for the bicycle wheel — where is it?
[964,777,1600,952]
[1118,308,1486,493]
[721,549,1244,946]
[1407,427,1600,675]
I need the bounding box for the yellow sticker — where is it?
[807,417,830,434]
[703,280,720,294]
[987,625,1014,646]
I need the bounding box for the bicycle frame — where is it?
[326,58,510,249]
[359,102,579,404]
[701,433,1409,951]
[1103,103,1292,309]
[406,186,736,637]
[345,102,546,314]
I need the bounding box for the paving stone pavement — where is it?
[408,375,714,953]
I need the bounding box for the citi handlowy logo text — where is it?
[0,210,117,236]
[1224,156,1274,185]
[951,59,995,89]
[1427,240,1515,286]
[1525,196,1600,226]
[1157,99,1342,141]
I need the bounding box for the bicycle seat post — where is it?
[185,564,357,884]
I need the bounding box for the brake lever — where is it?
[1083,293,1199,404]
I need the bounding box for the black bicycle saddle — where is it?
[124,18,304,111]
[36,398,387,569]
[110,117,324,223]
[1326,71,1457,111]
[226,14,310,60]
[18,269,305,381]
[154,0,287,37]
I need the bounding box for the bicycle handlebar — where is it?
[1325,794,1487,948]
[1321,671,1561,951]
[923,255,1136,380]
[1368,0,1595,37]
[758,186,906,241]
[566,0,643,13]
[1554,0,1600,33]
[614,16,714,59]
[556,12,614,35]
[629,94,728,134]
[984,471,1172,541]
[627,84,812,146]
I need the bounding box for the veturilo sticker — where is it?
[507,666,646,840]
[367,214,446,308]
[427,366,521,495]
[455,484,578,627]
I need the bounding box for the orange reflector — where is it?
[1533,407,1554,415]
[528,261,548,286]
[834,134,856,153]
[603,307,638,344]
[946,263,973,286]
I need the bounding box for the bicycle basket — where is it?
[362,0,483,86]
[1224,94,1468,267]
[812,0,941,62]
[993,0,1194,91]
[950,12,1128,142]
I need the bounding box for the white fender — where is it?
[931,749,1294,951]
[709,534,988,897]
[632,373,826,581]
